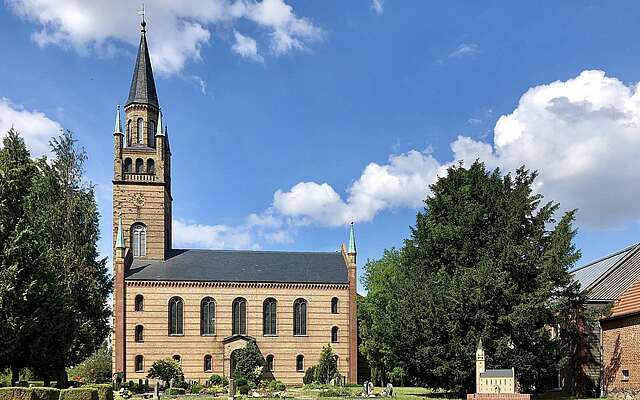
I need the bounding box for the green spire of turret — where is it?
[116,211,125,249]
[348,222,356,254]
[114,105,122,133]
[156,110,164,136]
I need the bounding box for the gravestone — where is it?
[169,378,175,388]
[368,382,374,397]
[386,383,393,397]
[363,382,369,396]
[154,382,160,399]
[228,378,236,400]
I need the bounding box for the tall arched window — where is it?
[331,326,339,343]
[137,118,144,144]
[293,298,307,336]
[135,355,144,372]
[168,297,184,335]
[135,158,144,173]
[135,325,144,342]
[331,297,339,314]
[201,297,216,336]
[149,121,155,147]
[147,159,155,174]
[204,355,212,372]
[263,298,277,336]
[135,294,144,311]
[266,355,274,372]
[296,355,304,372]
[127,120,132,146]
[131,224,146,257]
[124,158,132,173]
[232,297,247,335]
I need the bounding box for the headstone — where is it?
[228,378,236,400]
[169,378,175,388]
[386,383,393,397]
[363,381,369,396]
[368,382,374,397]
[154,382,160,399]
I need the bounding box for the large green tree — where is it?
[360,161,585,393]
[0,129,111,386]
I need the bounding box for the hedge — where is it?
[81,385,112,400]
[0,387,60,400]
[59,388,98,400]
[165,388,185,396]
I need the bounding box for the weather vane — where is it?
[138,3,146,31]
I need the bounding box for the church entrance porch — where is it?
[222,335,255,379]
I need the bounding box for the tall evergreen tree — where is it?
[360,161,585,393]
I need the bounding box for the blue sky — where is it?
[2,1,640,292]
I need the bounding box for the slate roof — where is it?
[570,243,640,301]
[480,369,514,378]
[126,29,159,108]
[126,249,349,284]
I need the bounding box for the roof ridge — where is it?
[571,242,639,273]
[173,248,340,255]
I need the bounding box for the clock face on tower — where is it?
[130,192,146,208]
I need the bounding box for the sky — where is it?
[2,1,640,292]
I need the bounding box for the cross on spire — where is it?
[138,3,146,32]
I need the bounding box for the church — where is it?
[111,20,358,386]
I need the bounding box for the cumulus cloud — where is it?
[232,31,263,62]
[0,97,61,156]
[7,0,321,75]
[173,218,257,250]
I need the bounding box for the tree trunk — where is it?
[44,375,51,387]
[11,365,19,386]
[56,368,68,389]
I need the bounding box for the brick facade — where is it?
[601,314,640,393]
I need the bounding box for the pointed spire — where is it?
[348,222,356,254]
[114,105,122,133]
[126,14,159,108]
[116,211,125,249]
[477,338,483,350]
[156,110,164,136]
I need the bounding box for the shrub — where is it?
[147,359,182,386]
[59,388,98,400]
[82,385,112,400]
[165,388,185,396]
[208,375,226,386]
[315,345,338,384]
[190,383,203,394]
[274,381,285,391]
[67,347,112,384]
[303,366,317,385]
[237,385,250,395]
[233,340,263,384]
[235,377,247,388]
[0,387,34,400]
[31,388,61,400]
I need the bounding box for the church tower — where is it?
[113,17,172,262]
[476,339,486,393]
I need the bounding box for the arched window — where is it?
[131,224,146,257]
[137,118,144,144]
[296,355,304,372]
[168,297,184,335]
[266,355,274,372]
[134,294,144,311]
[126,120,132,146]
[204,355,212,372]
[124,158,132,173]
[135,158,144,173]
[293,298,307,336]
[232,298,247,335]
[201,297,216,336]
[331,326,339,343]
[331,297,339,314]
[173,354,181,364]
[135,325,144,342]
[147,159,155,174]
[135,355,144,372]
[263,298,277,336]
[149,121,155,147]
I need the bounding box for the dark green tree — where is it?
[233,340,263,383]
[360,161,585,393]
[147,359,182,385]
[314,345,339,384]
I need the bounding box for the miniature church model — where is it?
[475,339,516,394]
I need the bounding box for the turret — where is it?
[113,105,124,180]
[341,222,358,384]
[476,338,486,393]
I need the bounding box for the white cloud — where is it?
[232,31,264,62]
[273,150,445,226]
[7,0,321,75]
[452,70,640,228]
[173,218,257,250]
[0,97,61,156]
[371,0,384,15]
[447,43,481,59]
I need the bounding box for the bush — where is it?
[315,345,338,384]
[82,385,112,400]
[233,340,263,384]
[0,387,35,400]
[165,388,185,396]
[190,383,203,394]
[235,377,247,388]
[237,385,250,395]
[31,388,61,400]
[147,359,182,386]
[208,375,228,387]
[67,347,112,384]
[303,366,317,385]
[59,388,98,400]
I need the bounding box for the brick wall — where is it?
[601,314,640,393]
